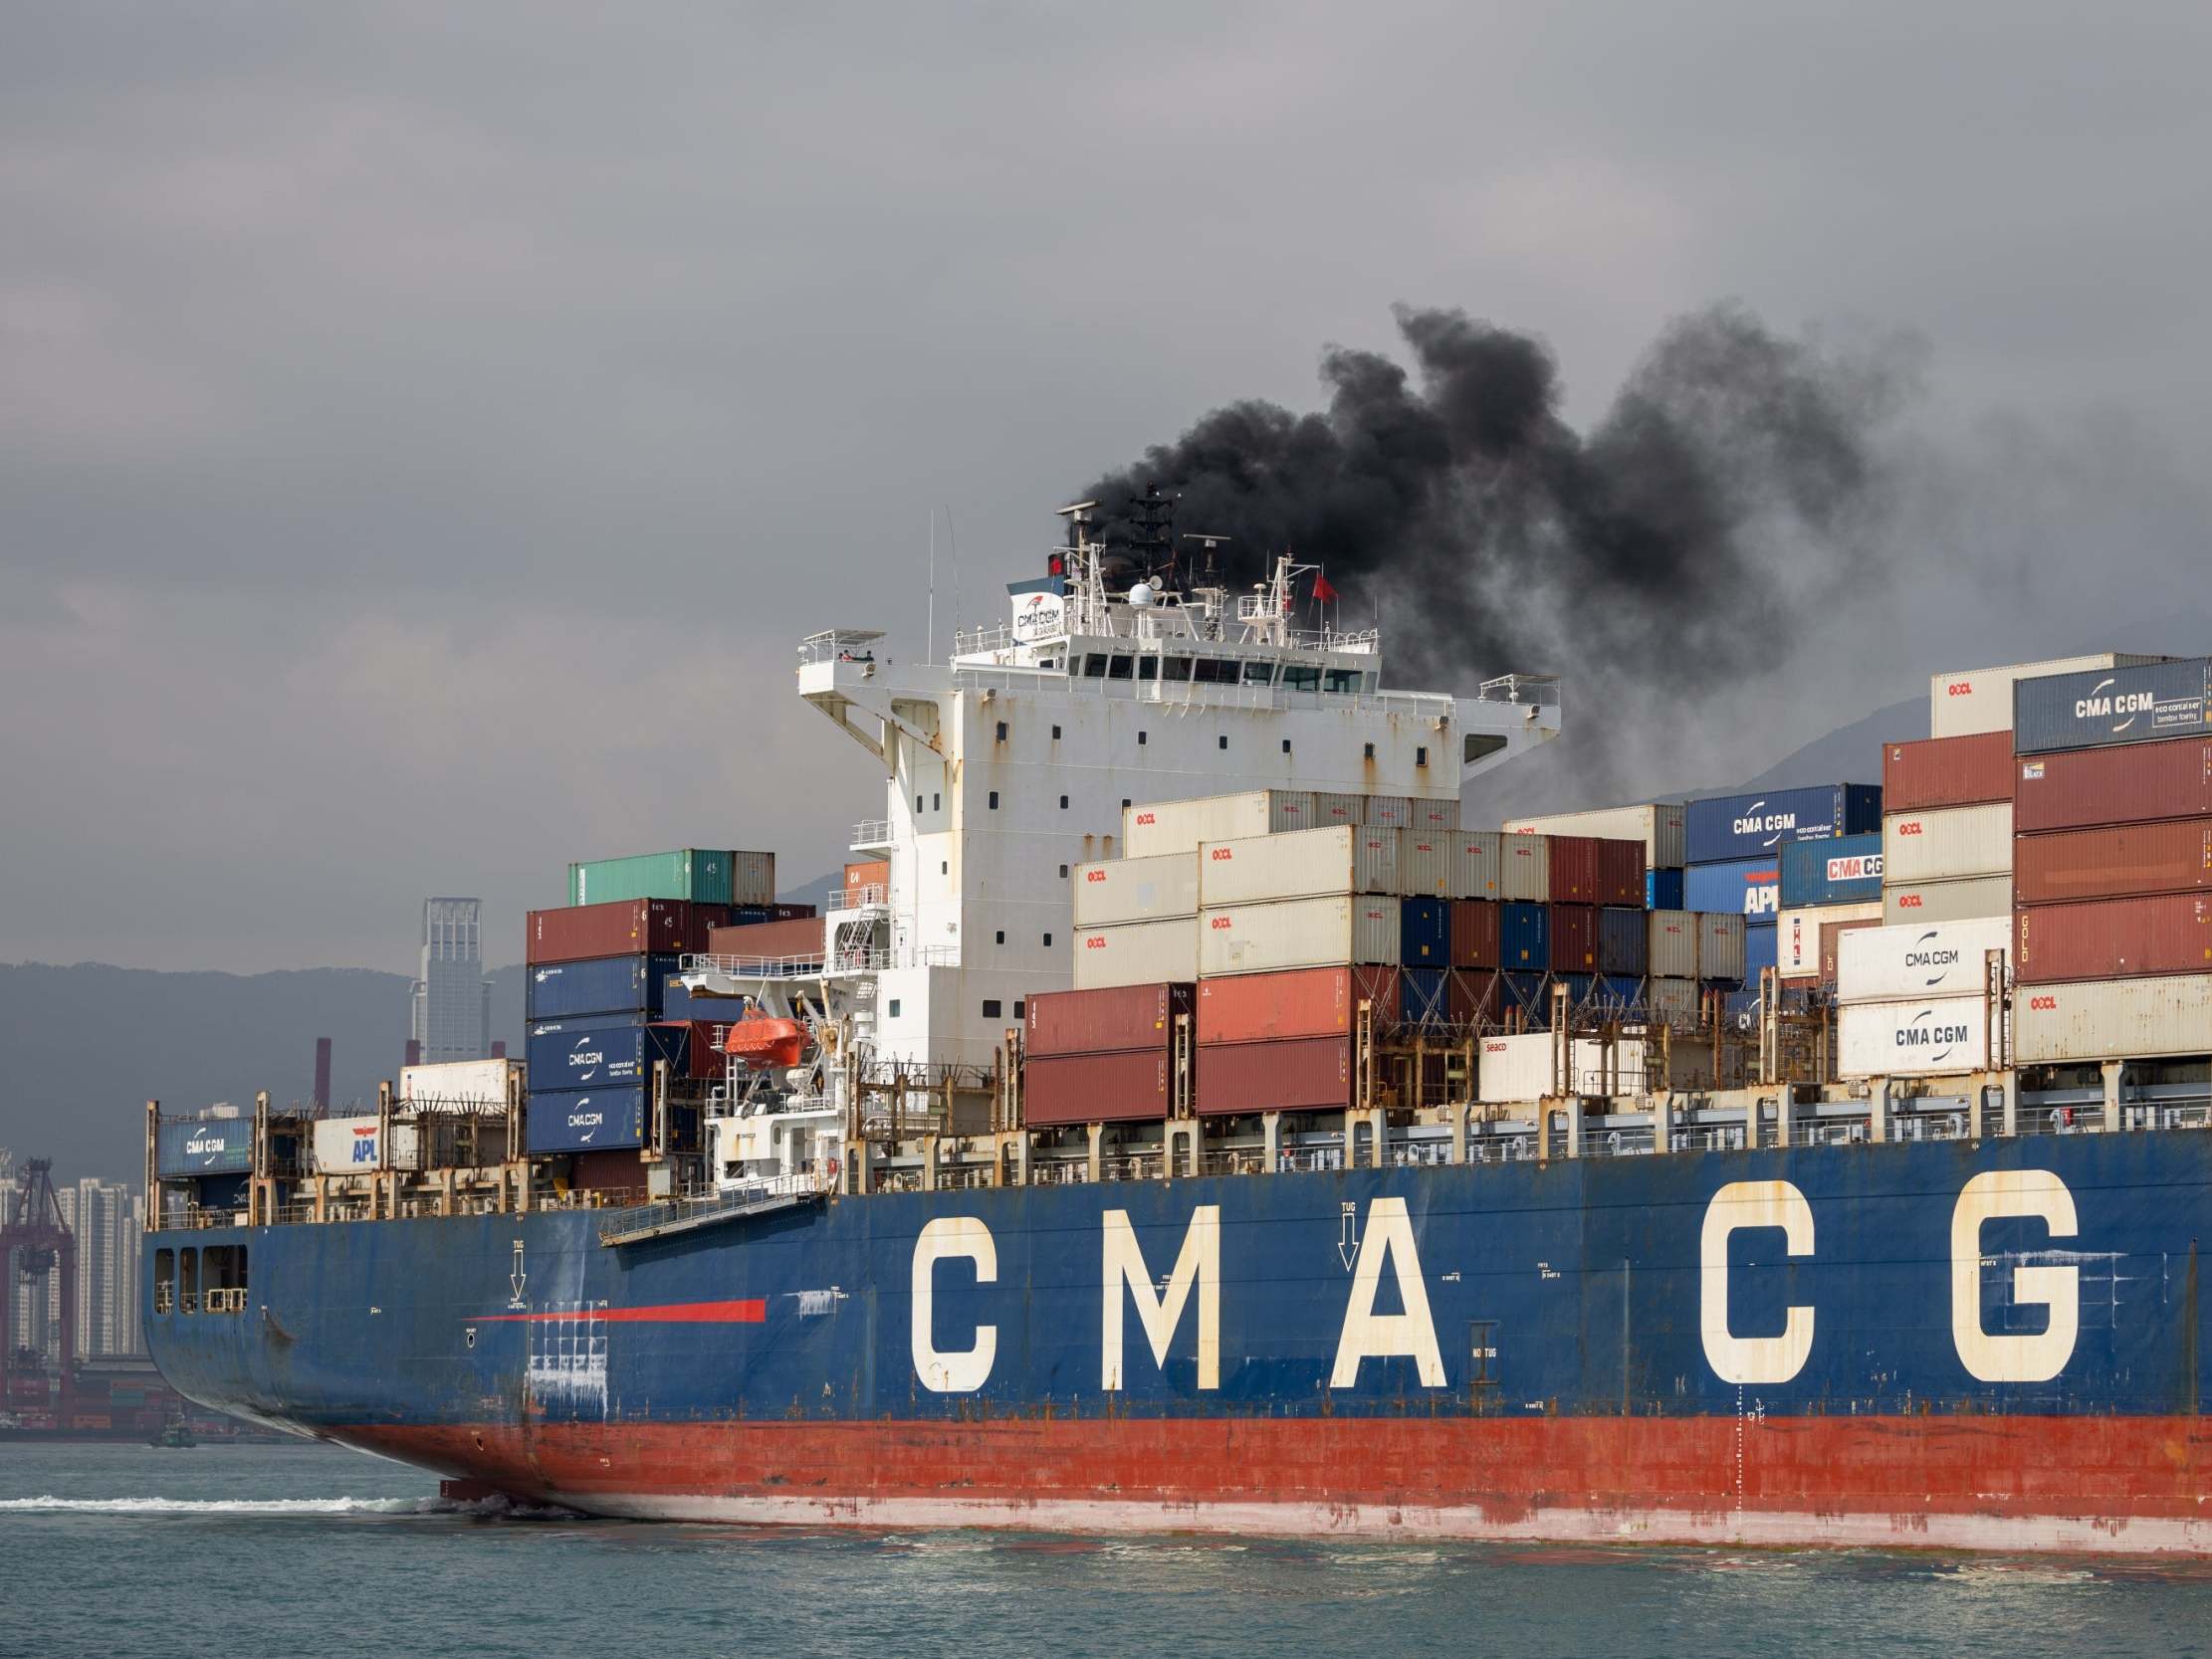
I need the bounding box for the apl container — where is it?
[1682,858,1780,919]
[1196,896,1400,976]
[2013,818,2212,906]
[528,901,725,965]
[1778,833,1882,908]
[1197,965,1400,1043]
[527,953,678,1020]
[1836,916,2012,1003]
[1548,905,1599,972]
[1401,896,1449,965]
[1195,1036,1353,1115]
[1073,918,1201,990]
[1929,652,2165,737]
[1074,851,1202,927]
[1881,874,2013,926]
[155,1119,253,1177]
[1197,826,1396,908]
[1024,1051,1172,1125]
[1122,789,1320,856]
[1837,996,2002,1078]
[1026,982,1194,1058]
[1881,732,2015,812]
[2015,894,2212,983]
[1882,804,2013,885]
[1598,907,1648,976]
[1496,833,1550,901]
[1647,910,1698,978]
[1645,868,1684,911]
[2013,972,2212,1063]
[1500,901,1549,969]
[2013,657,2209,754]
[1697,913,1747,981]
[526,1086,646,1153]
[2012,737,2212,834]
[1504,803,1685,870]
[1682,784,1881,864]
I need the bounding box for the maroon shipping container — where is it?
[1026,982,1194,1058]
[1548,904,1599,972]
[761,902,817,922]
[1883,731,2015,812]
[569,1147,646,1192]
[705,917,825,959]
[1594,839,1648,908]
[1449,900,1502,969]
[1819,918,1880,985]
[2013,738,2212,834]
[1196,966,1399,1045]
[2015,894,2212,983]
[1548,836,1601,904]
[528,900,726,965]
[1448,967,1502,1025]
[2013,820,2212,907]
[1023,1050,1173,1126]
[1196,1036,1353,1116]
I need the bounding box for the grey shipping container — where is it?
[2013,658,2209,754]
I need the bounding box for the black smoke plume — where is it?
[1077,303,1915,803]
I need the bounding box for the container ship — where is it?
[140,508,2212,1554]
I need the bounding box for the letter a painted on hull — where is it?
[1101,1206,1220,1391]
[1950,1169,2080,1383]
[1700,1180,1815,1385]
[912,1216,996,1392]
[1329,1197,1445,1388]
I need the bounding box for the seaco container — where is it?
[1073,852,1201,927]
[1499,901,1549,969]
[567,849,772,909]
[1122,789,1319,857]
[526,953,678,1021]
[1198,826,1396,908]
[1448,900,1502,968]
[1648,910,1698,978]
[2012,736,2212,834]
[1683,858,1780,919]
[1779,832,1882,908]
[1837,996,2002,1078]
[1778,902,1880,979]
[1646,868,1684,911]
[1882,874,2013,926]
[1025,982,1193,1058]
[529,900,725,965]
[1197,965,1400,1043]
[1599,907,1648,976]
[1697,913,1747,981]
[1836,916,2010,1004]
[1548,905,1599,972]
[705,917,825,960]
[2014,972,2212,1063]
[526,1086,646,1154]
[1024,1051,1171,1126]
[1930,652,2165,737]
[2013,657,2209,754]
[1503,803,1684,870]
[1073,919,1200,990]
[1196,896,1399,976]
[1477,1034,1648,1103]
[1880,732,2016,812]
[1882,803,2013,885]
[2015,894,2212,983]
[1401,896,1449,965]
[2013,818,2212,907]
[1683,783,1881,865]
[1196,1036,1353,1115]
[1496,833,1550,901]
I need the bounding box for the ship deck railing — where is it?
[596,1169,834,1247]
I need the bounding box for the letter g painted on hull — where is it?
[911,1216,996,1392]
[1950,1169,2080,1383]
[1699,1180,1815,1385]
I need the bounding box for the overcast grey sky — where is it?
[4,3,2207,972]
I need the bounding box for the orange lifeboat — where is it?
[722,1014,807,1069]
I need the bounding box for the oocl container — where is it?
[1682,858,1780,919]
[1363,794,1417,828]
[1929,652,2166,738]
[2013,818,2212,907]
[2013,737,2212,835]
[1073,919,1201,989]
[1880,732,2016,811]
[1023,1050,1172,1125]
[528,900,726,965]
[1446,830,1504,899]
[1836,916,2012,1003]
[1311,791,1364,827]
[1025,982,1194,1058]
[2013,657,2208,754]
[2014,973,2212,1063]
[1697,913,1746,981]
[1196,896,1400,976]
[1195,1036,1353,1115]
[2014,894,2212,983]
[1683,784,1881,864]
[1122,789,1319,857]
[1548,905,1599,972]
[1503,803,1684,869]
[1197,965,1400,1043]
[1881,874,2013,926]
[1882,803,2013,885]
[1073,851,1202,926]
[1778,833,1882,909]
[1407,797,1461,831]
[1496,833,1550,901]
[1647,910,1698,978]
[1837,996,2002,1078]
[1399,830,1451,896]
[1196,826,1395,908]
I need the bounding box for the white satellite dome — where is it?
[1127,581,1156,609]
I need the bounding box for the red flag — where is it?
[1312,571,1339,603]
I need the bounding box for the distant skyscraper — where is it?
[55,1179,141,1357]
[409,898,492,1065]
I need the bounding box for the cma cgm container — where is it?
[1882,875,2012,926]
[526,953,677,1020]
[1503,804,1684,870]
[1496,834,1550,901]
[1122,789,1318,856]
[1838,996,2002,1078]
[1195,1036,1353,1115]
[1073,852,1201,927]
[1928,651,2165,737]
[1683,858,1779,919]
[2012,737,2212,834]
[1024,1051,1172,1126]
[1880,732,2015,812]
[155,1119,253,1177]
[1882,804,2013,885]
[1778,901,1880,979]
[2015,894,2212,983]
[1198,826,1396,908]
[529,900,725,965]
[566,848,774,909]
[1197,965,1400,1043]
[1549,905,1599,972]
[526,1086,646,1154]
[1778,833,1881,908]
[1196,896,1400,976]
[2014,973,2212,1063]
[1837,916,2011,1003]
[1025,982,1193,1058]
[526,1019,686,1092]
[1683,784,1880,864]
[1697,913,1747,981]
[2013,657,2209,754]
[1073,919,1200,990]
[2013,819,2212,906]
[1648,911,1698,978]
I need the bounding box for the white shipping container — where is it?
[1838,995,2004,1078]
[1122,790,1319,857]
[1928,652,2166,738]
[1476,1033,1650,1103]
[731,849,777,907]
[1072,918,1200,990]
[1406,796,1462,832]
[1503,803,1685,870]
[1881,874,2013,927]
[1649,977,1699,1027]
[2013,972,2212,1063]
[1836,915,2011,1004]
[1881,803,2013,885]
[1311,790,1365,827]
[1398,827,1449,896]
[400,1057,523,1107]
[1777,902,1881,979]
[1363,794,1415,828]
[1197,895,1401,977]
[1198,825,1398,907]
[1446,830,1503,899]
[312,1116,421,1172]
[1072,851,1201,927]
[1648,910,1699,978]
[1496,832,1551,901]
[1697,912,1746,981]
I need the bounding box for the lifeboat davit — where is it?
[722,1015,807,1069]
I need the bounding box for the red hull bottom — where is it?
[352,1415,2212,1555]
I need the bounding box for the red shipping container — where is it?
[2014,819,2212,907]
[1449,900,1502,968]
[1548,836,1601,903]
[2012,738,2212,834]
[1548,904,1599,972]
[1196,966,1399,1044]
[1883,731,2015,812]
[1026,982,1193,1058]
[1448,967,1502,1025]
[1594,839,1648,907]
[761,902,817,922]
[1023,1051,1172,1126]
[568,1147,645,1192]
[2015,894,2212,983]
[706,916,825,959]
[528,900,726,965]
[1196,1036,1353,1116]
[843,859,889,896]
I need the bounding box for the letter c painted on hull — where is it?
[911,1216,996,1392]
[1699,1180,1816,1385]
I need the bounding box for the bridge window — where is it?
[1280,664,1320,692]
[988,790,999,809]
[1192,659,1229,684]
[983,1000,1002,1019]
[1218,735,1228,750]
[1041,933,1051,947]
[995,721,1007,741]
[1013,1000,1026,1019]
[1137,731,1147,745]
[1083,654,1110,678]
[1241,661,1275,686]
[1108,655,1134,680]
[1324,668,1361,694]
[1162,657,1193,682]
[1417,745,1429,767]
[1464,732,1506,763]
[1136,657,1158,682]
[1059,794,1069,809]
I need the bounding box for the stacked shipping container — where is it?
[1880,732,2014,926]
[1684,784,1881,994]
[1022,983,1192,1125]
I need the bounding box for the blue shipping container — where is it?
[1598,907,1648,976]
[1500,902,1549,968]
[1400,897,1449,966]
[1402,966,1449,1027]
[1682,784,1882,864]
[1501,970,1552,1023]
[1745,921,1778,979]
[1645,868,1684,911]
[1590,974,1643,1009]
[526,1086,647,1154]
[193,1172,250,1212]
[1779,833,1883,908]
[1683,858,1781,919]
[527,953,678,1021]
[2012,658,2208,754]
[659,974,750,1023]
[156,1119,253,1177]
[526,1020,687,1092]
[1559,973,1596,1010]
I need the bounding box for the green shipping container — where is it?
[568,849,736,908]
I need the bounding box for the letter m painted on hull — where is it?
[1102,1207,1220,1391]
